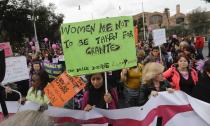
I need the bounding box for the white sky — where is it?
[43,0,210,23]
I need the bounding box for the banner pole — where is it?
[104,72,108,109]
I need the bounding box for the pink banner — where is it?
[0,42,13,57]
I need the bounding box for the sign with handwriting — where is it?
[60,16,137,76]
[44,72,86,107]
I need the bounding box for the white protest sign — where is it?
[52,58,59,63]
[152,28,166,46]
[1,56,29,85]
[58,55,64,61]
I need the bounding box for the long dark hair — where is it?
[85,73,108,109]
[86,73,105,88]
[30,61,43,74]
[175,54,190,64]
[32,70,50,97]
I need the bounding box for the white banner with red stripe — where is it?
[0,91,210,126]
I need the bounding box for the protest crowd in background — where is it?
[0,16,210,126]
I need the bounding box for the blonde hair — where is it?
[137,50,145,58]
[179,41,189,50]
[142,62,164,84]
[0,110,51,126]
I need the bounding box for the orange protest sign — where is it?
[44,72,86,107]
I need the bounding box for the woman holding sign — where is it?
[82,73,118,111]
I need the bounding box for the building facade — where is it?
[133,4,210,31]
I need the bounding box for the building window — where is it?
[150,15,163,25]
[138,16,147,24]
[176,17,184,24]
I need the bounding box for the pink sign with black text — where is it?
[0,42,13,57]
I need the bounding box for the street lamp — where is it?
[142,0,146,41]
[31,0,40,52]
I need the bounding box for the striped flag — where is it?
[1,91,210,126]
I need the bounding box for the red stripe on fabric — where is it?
[0,104,193,126]
[52,104,193,126]
[0,113,15,122]
[158,104,193,126]
[53,116,108,124]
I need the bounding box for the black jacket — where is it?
[192,73,210,103]
[139,81,171,106]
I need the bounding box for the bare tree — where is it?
[203,0,210,2]
[187,7,210,35]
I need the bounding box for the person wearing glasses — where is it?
[139,62,174,106]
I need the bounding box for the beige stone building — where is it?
[133,4,210,31]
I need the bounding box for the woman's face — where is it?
[45,53,49,58]
[33,64,41,71]
[178,57,189,69]
[32,75,41,87]
[91,74,103,89]
[152,49,159,57]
